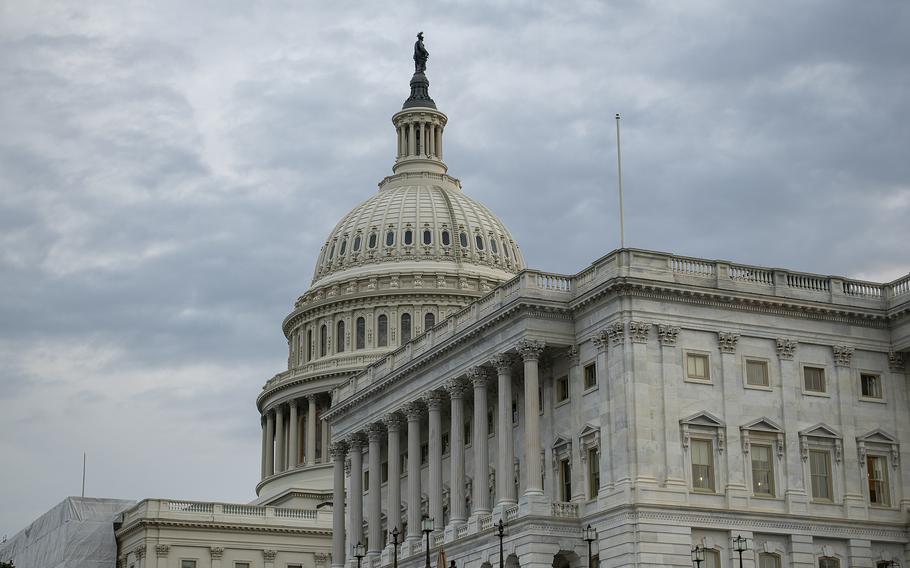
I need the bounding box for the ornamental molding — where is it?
[776,338,798,360]
[717,331,740,354]
[833,345,854,367]
[382,413,404,432]
[565,345,580,365]
[155,544,169,557]
[423,390,446,410]
[856,429,900,469]
[347,432,367,451]
[115,518,333,539]
[466,366,493,388]
[133,545,146,559]
[444,378,469,399]
[516,338,545,361]
[210,546,224,559]
[315,552,331,566]
[329,440,349,460]
[657,324,680,346]
[740,417,785,458]
[798,423,843,463]
[365,422,385,442]
[591,330,609,352]
[628,321,650,344]
[606,321,625,346]
[489,354,513,373]
[888,351,904,372]
[264,549,278,561]
[402,399,425,420]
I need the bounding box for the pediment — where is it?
[680,410,725,428]
[741,417,783,434]
[799,423,841,439]
[857,428,897,444]
[578,423,599,439]
[552,434,572,449]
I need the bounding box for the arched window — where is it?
[459,232,468,248]
[328,243,335,260]
[503,242,510,258]
[424,312,435,330]
[336,320,345,353]
[758,554,781,568]
[441,230,451,246]
[368,233,377,249]
[818,558,840,568]
[353,235,362,252]
[385,230,395,247]
[704,550,721,568]
[306,329,312,361]
[401,313,412,343]
[490,238,498,254]
[423,229,432,245]
[404,229,413,245]
[377,315,388,347]
[475,234,485,250]
[356,317,365,350]
[319,324,328,357]
[339,239,347,256]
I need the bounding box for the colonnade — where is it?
[331,339,546,568]
[261,394,330,479]
[396,119,443,161]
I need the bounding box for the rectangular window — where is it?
[691,439,715,492]
[559,458,572,501]
[420,443,429,465]
[746,359,770,387]
[235,563,250,568]
[556,376,569,402]
[860,373,883,399]
[759,554,781,568]
[584,363,597,389]
[704,550,721,568]
[686,353,710,381]
[809,449,832,501]
[751,444,774,496]
[181,562,197,568]
[867,455,890,506]
[803,366,826,393]
[819,558,840,568]
[289,565,304,568]
[587,448,600,497]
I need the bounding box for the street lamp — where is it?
[732,535,749,568]
[390,527,400,568]
[421,517,435,568]
[880,562,901,568]
[582,525,597,568]
[496,519,506,568]
[691,545,705,568]
[354,542,366,568]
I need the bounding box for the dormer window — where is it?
[475,235,485,250]
[423,229,432,245]
[441,230,451,246]
[385,230,395,247]
[404,229,413,246]
[353,235,362,252]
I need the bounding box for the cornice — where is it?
[115,518,333,539]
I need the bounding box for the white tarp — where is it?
[0,496,134,568]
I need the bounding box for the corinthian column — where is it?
[445,380,468,525]
[331,441,349,568]
[404,401,423,543]
[349,434,366,549]
[275,406,286,473]
[425,391,445,530]
[469,367,492,515]
[307,395,317,465]
[518,339,545,496]
[265,411,275,476]
[366,423,384,557]
[261,417,268,479]
[490,355,516,507]
[383,414,403,536]
[289,401,299,468]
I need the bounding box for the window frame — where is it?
[587,447,600,498]
[555,375,570,404]
[583,361,597,390]
[818,557,840,568]
[858,371,885,402]
[744,356,771,389]
[377,314,388,347]
[750,443,776,498]
[689,437,716,493]
[865,453,891,507]
[758,553,782,568]
[684,350,711,383]
[800,363,828,396]
[808,449,834,502]
[559,458,572,502]
[400,313,412,344]
[180,561,198,568]
[355,317,366,350]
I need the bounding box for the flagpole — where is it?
[82,452,86,497]
[616,113,625,249]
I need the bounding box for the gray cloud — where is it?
[1,0,908,537]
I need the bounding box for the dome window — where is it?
[319,324,328,357]
[490,238,498,254]
[404,229,413,246]
[336,320,345,353]
[368,233,377,249]
[503,242,510,258]
[401,313,412,343]
[356,317,365,350]
[328,243,335,260]
[441,230,451,246]
[377,314,388,347]
[423,229,432,245]
[459,232,469,248]
[424,312,435,330]
[475,235,485,250]
[339,240,347,256]
[353,235,361,252]
[386,230,395,247]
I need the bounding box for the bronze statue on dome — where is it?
[414,32,429,74]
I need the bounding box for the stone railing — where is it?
[503,505,519,522]
[332,249,909,405]
[118,499,330,530]
[551,502,579,518]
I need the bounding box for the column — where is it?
[429,124,436,157]
[437,127,443,160]
[322,416,331,463]
[405,401,423,542]
[331,441,348,568]
[397,126,404,159]
[470,367,492,515]
[446,380,468,525]
[265,410,275,476]
[408,122,416,156]
[384,414,403,536]
[419,122,426,157]
[275,406,286,472]
[426,391,445,530]
[261,417,268,479]
[518,339,545,496]
[349,434,365,549]
[490,355,516,508]
[289,401,299,469]
[307,395,318,465]
[367,424,384,557]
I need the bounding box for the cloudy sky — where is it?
[1,0,909,537]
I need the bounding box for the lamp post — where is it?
[421,517,435,568]
[881,562,901,568]
[582,525,597,568]
[732,535,748,568]
[354,542,366,568]
[691,545,705,568]
[390,527,400,568]
[496,519,506,568]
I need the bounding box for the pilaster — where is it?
[777,338,808,512]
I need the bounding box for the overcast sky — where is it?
[1,1,909,537]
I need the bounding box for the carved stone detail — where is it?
[607,321,625,346]
[517,338,545,361]
[383,413,403,432]
[423,390,446,410]
[489,354,512,372]
[657,325,680,346]
[776,338,797,360]
[315,552,330,567]
[264,549,278,561]
[210,546,224,559]
[347,432,367,451]
[330,440,349,460]
[467,366,492,388]
[565,345,580,365]
[628,321,650,344]
[366,422,385,442]
[833,345,854,367]
[444,378,469,399]
[888,351,904,372]
[402,400,425,421]
[592,330,609,351]
[156,544,169,558]
[134,545,146,559]
[717,332,740,354]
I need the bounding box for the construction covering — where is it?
[0,496,134,568]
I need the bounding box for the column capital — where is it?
[402,400,425,421]
[383,412,404,432]
[366,423,386,442]
[134,545,146,559]
[348,432,367,450]
[467,366,492,388]
[330,440,349,460]
[889,351,905,372]
[155,544,169,558]
[717,331,740,354]
[264,550,278,561]
[606,321,625,346]
[210,546,224,560]
[657,324,680,346]
[629,321,651,344]
[776,337,797,360]
[833,345,854,367]
[489,354,513,372]
[423,390,446,410]
[444,379,469,399]
[517,338,545,361]
[592,330,609,351]
[565,345,580,365]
